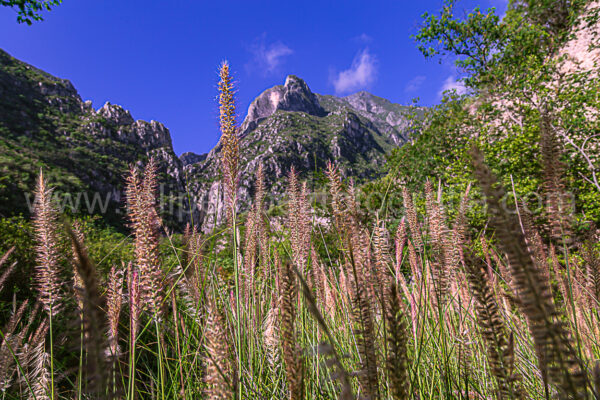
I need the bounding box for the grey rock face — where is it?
[318,91,425,146]
[185,76,422,233]
[0,48,193,229]
[98,102,135,126]
[0,47,421,233]
[87,103,173,151]
[133,120,172,150]
[240,75,326,135]
[180,151,208,166]
[38,79,79,98]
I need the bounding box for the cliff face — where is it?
[0,48,421,231]
[0,49,189,228]
[184,76,423,232]
[240,75,327,135]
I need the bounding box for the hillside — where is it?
[183,75,423,231]
[0,52,421,231]
[3,2,600,400]
[0,48,188,228]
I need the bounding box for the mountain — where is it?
[0,49,422,231]
[183,75,423,231]
[0,49,189,228]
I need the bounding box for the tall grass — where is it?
[2,65,600,400]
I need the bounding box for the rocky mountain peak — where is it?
[83,102,173,150]
[98,102,135,125]
[0,46,421,233]
[180,151,207,166]
[329,90,424,145]
[344,91,390,113]
[284,74,310,92]
[240,74,326,135]
[0,47,192,228]
[186,78,424,232]
[133,119,173,150]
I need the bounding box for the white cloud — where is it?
[438,75,467,97]
[354,33,373,44]
[331,49,377,95]
[247,35,293,75]
[405,75,426,92]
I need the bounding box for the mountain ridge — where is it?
[183,74,424,231]
[0,48,422,231]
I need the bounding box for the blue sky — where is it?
[0,0,506,155]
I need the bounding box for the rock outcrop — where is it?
[180,151,207,166]
[240,75,327,135]
[0,49,420,232]
[185,75,423,232]
[0,48,190,228]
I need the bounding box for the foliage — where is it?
[0,215,35,298]
[0,49,190,230]
[0,214,134,296]
[414,1,505,86]
[0,0,61,24]
[1,1,600,397]
[384,0,600,228]
[2,148,600,398]
[74,215,134,275]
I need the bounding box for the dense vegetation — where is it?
[0,48,191,233]
[1,0,600,399]
[363,0,600,226]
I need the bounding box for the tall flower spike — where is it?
[581,241,600,306]
[242,207,258,299]
[373,218,393,306]
[540,110,572,245]
[348,255,379,399]
[325,161,346,233]
[394,218,407,281]
[470,145,588,398]
[0,247,16,293]
[204,294,236,400]
[401,185,423,253]
[385,283,411,400]
[184,229,205,308]
[218,61,239,226]
[33,171,62,316]
[71,221,85,312]
[243,165,270,300]
[27,328,51,400]
[263,290,280,368]
[345,223,379,400]
[287,167,311,273]
[310,245,324,303]
[453,182,471,262]
[0,299,29,390]
[106,264,124,399]
[67,224,109,397]
[107,265,124,358]
[279,262,304,400]
[292,266,354,400]
[463,249,525,400]
[127,264,141,350]
[125,158,164,320]
[424,180,450,305]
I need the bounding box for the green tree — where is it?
[381,0,600,226]
[0,0,61,24]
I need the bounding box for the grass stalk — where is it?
[155,319,165,400]
[49,310,54,400]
